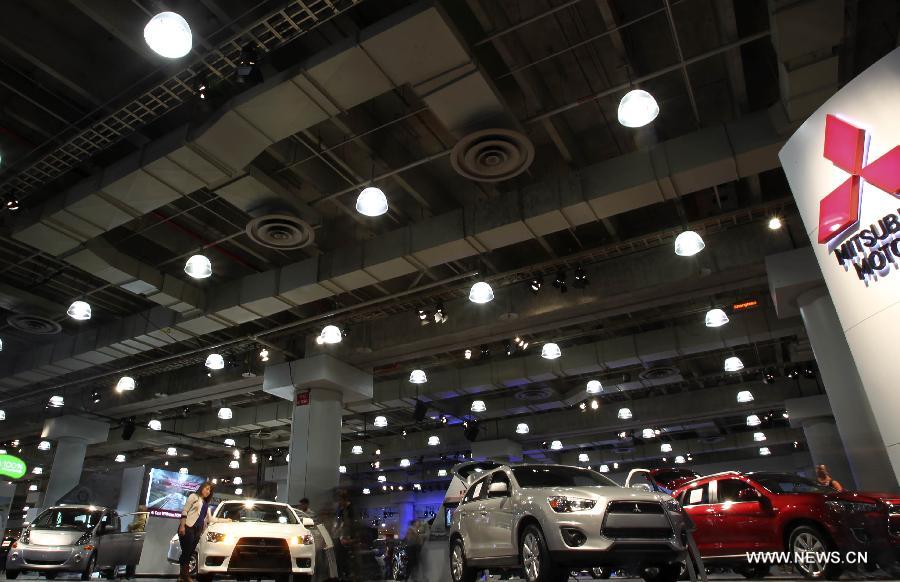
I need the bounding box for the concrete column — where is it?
[41,416,108,508]
[796,289,896,490]
[264,354,372,513]
[801,418,854,487]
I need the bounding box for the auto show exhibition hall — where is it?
[0,0,899,581]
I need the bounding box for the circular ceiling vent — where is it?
[451,128,535,182]
[246,214,314,250]
[638,366,679,381]
[515,385,554,401]
[8,314,62,335]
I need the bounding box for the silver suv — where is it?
[449,464,688,582]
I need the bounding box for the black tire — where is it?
[291,575,312,582]
[591,566,612,579]
[196,574,214,582]
[788,525,843,580]
[45,574,57,580]
[642,562,683,582]
[5,571,19,580]
[450,538,478,582]
[736,564,770,579]
[82,553,97,581]
[520,525,568,582]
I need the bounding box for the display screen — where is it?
[145,468,206,519]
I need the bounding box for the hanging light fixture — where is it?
[167,447,178,456]
[578,453,589,463]
[143,12,192,58]
[768,217,783,230]
[179,467,189,475]
[464,349,472,360]
[116,376,136,393]
[205,354,225,370]
[674,231,705,257]
[550,440,563,450]
[355,186,389,217]
[67,300,92,321]
[351,445,363,455]
[471,400,486,413]
[218,407,233,420]
[724,356,744,372]
[184,255,212,279]
[0,337,3,351]
[409,369,427,384]
[339,465,347,474]
[399,458,411,468]
[674,455,686,464]
[661,443,673,453]
[753,432,767,442]
[37,441,51,451]
[617,89,659,127]
[0,410,6,421]
[599,464,610,473]
[736,390,754,403]
[427,435,440,446]
[746,414,762,427]
[586,380,603,394]
[541,342,562,360]
[229,460,239,469]
[468,281,494,304]
[617,407,633,420]
[28,484,37,492]
[641,428,656,439]
[259,348,269,362]
[516,423,529,435]
[704,308,729,328]
[319,325,343,344]
[223,438,236,447]
[33,467,43,475]
[49,395,64,408]
[115,454,126,463]
[438,469,448,477]
[373,415,388,428]
[147,419,162,431]
[759,447,771,456]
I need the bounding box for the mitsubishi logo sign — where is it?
[818,114,900,281]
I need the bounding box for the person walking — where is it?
[815,464,844,491]
[177,482,231,582]
[404,519,423,582]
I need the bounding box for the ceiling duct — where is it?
[7,314,62,336]
[450,128,535,182]
[245,213,315,251]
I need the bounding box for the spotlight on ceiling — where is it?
[529,275,543,294]
[801,367,816,379]
[768,217,783,230]
[468,281,494,304]
[236,44,261,84]
[90,391,101,405]
[516,423,529,435]
[356,186,388,217]
[617,89,659,128]
[433,303,448,324]
[762,369,776,384]
[736,390,754,404]
[259,348,269,362]
[505,342,514,357]
[573,266,588,289]
[586,380,603,394]
[4,196,20,211]
[674,231,705,257]
[541,343,562,360]
[552,270,567,293]
[704,308,729,328]
[480,345,490,359]
[143,12,192,58]
[205,354,225,370]
[724,356,744,372]
[463,349,472,360]
[184,255,212,279]
[194,74,208,100]
[67,300,92,321]
[786,368,800,379]
[373,415,388,428]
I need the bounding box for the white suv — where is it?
[448,464,688,582]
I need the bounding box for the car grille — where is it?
[603,527,675,539]
[25,559,67,565]
[606,501,665,514]
[229,538,292,572]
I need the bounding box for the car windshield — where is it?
[217,503,298,524]
[513,466,617,488]
[752,473,832,494]
[31,508,103,531]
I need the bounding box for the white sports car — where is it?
[167,500,325,581]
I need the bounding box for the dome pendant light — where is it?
[661,443,673,453]
[116,376,136,393]
[217,407,233,420]
[471,400,486,413]
[351,445,363,455]
[541,342,562,360]
[184,255,212,279]
[724,356,744,372]
[753,432,767,442]
[319,325,343,345]
[746,414,761,427]
[205,354,225,370]
[617,89,659,128]
[356,187,388,217]
[427,435,440,446]
[550,440,563,450]
[586,380,603,394]
[674,231,705,257]
[704,308,729,328]
[468,281,494,304]
[736,390,754,403]
[516,423,530,435]
[67,300,92,321]
[617,407,632,420]
[148,419,162,431]
[144,12,193,58]
[373,415,388,428]
[409,369,427,384]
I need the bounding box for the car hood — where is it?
[28,529,87,546]
[207,522,308,538]
[528,485,666,503]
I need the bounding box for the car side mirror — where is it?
[488,482,509,497]
[302,517,315,527]
[738,488,761,501]
[97,524,109,535]
[630,483,652,492]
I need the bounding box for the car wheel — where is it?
[591,566,612,579]
[82,553,98,581]
[789,526,843,580]
[5,571,19,580]
[45,574,57,580]
[641,562,682,582]
[291,575,311,582]
[450,538,478,582]
[520,525,568,582]
[196,573,214,582]
[736,564,770,579]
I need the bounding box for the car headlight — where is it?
[548,496,596,513]
[826,500,879,513]
[74,532,92,546]
[20,530,30,545]
[206,532,229,543]
[290,535,314,546]
[662,499,683,513]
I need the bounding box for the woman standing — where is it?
[815,464,844,491]
[177,482,230,582]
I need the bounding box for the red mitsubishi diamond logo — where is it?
[819,114,900,244]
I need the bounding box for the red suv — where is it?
[671,471,894,580]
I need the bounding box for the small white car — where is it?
[167,500,319,582]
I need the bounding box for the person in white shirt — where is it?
[176,482,231,582]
